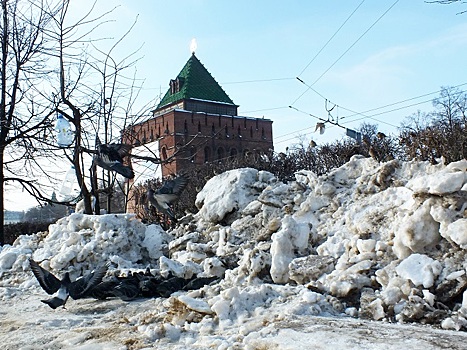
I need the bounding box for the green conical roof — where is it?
[156,54,235,109]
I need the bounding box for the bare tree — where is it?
[40,0,160,215]
[0,0,68,244]
[400,87,467,163]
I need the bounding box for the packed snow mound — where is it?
[195,167,275,223]
[0,214,169,279]
[1,156,467,348]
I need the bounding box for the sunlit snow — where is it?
[1,156,467,349]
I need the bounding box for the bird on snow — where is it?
[147,175,188,221]
[29,258,109,309]
[314,122,326,135]
[376,132,387,139]
[112,278,141,301]
[94,136,135,179]
[369,146,379,161]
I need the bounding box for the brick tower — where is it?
[123,53,273,211]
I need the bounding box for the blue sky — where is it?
[7,0,467,211]
[86,0,467,151]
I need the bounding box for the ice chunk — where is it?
[270,216,309,283]
[395,254,442,288]
[195,168,273,223]
[393,201,441,259]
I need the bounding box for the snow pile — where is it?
[1,155,467,348]
[0,214,168,281]
[195,167,275,223]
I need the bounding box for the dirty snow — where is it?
[1,156,467,349]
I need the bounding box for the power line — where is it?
[311,0,400,87]
[298,0,367,77]
[288,105,326,122]
[340,82,467,120]
[274,125,316,140]
[291,0,400,106]
[276,84,467,142]
[241,106,289,114]
[291,77,327,105]
[277,97,426,142]
[138,77,295,91]
[222,77,295,85]
[289,72,467,134]
[341,98,434,126]
[284,96,415,139]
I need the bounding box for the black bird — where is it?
[110,272,143,301]
[152,275,188,298]
[94,136,134,179]
[183,276,220,291]
[112,281,141,301]
[29,259,109,309]
[88,279,120,300]
[138,275,162,298]
[147,175,188,221]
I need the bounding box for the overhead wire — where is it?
[310,0,400,87]
[340,98,434,126]
[222,77,295,85]
[241,106,289,114]
[277,83,467,142]
[122,2,454,149]
[297,0,367,78]
[138,77,296,91]
[291,0,400,106]
[339,82,467,121]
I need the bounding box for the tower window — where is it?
[217,147,225,161]
[190,147,197,163]
[204,146,211,163]
[169,77,185,94]
[161,146,168,160]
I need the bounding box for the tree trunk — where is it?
[91,163,100,214]
[0,0,8,245]
[0,147,4,245]
[72,123,93,214]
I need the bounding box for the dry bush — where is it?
[4,222,52,245]
[400,88,467,164]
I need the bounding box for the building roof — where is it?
[156,53,236,109]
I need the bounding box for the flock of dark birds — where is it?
[29,258,219,309]
[28,137,203,309]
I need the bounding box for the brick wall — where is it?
[124,106,273,214]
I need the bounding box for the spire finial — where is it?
[190,38,197,55]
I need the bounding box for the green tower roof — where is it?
[156,54,235,109]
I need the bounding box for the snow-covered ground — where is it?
[1,155,467,349]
